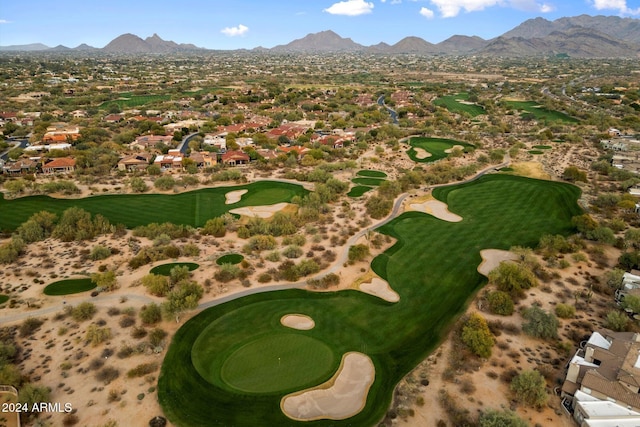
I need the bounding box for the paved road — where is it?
[377,95,399,125]
[0,157,509,324]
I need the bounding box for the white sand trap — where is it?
[281,352,375,421]
[229,202,289,219]
[359,278,399,303]
[477,249,518,277]
[413,147,432,159]
[409,200,462,222]
[444,145,464,154]
[281,314,315,330]
[225,189,248,205]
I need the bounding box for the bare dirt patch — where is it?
[510,162,552,180]
[477,249,518,277]
[281,352,375,421]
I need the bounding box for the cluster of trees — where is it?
[488,261,538,298]
[4,178,80,197]
[141,266,203,322]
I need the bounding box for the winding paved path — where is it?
[0,156,510,324]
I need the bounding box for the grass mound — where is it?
[529,150,544,155]
[532,145,552,149]
[158,174,582,427]
[216,254,244,265]
[357,170,387,178]
[0,295,9,304]
[150,262,199,276]
[43,278,96,296]
[407,137,474,163]
[348,186,374,198]
[0,181,308,232]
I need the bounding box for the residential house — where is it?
[277,146,310,159]
[562,329,640,414]
[104,114,124,123]
[24,143,72,153]
[203,133,227,151]
[153,154,183,169]
[42,157,76,174]
[572,390,640,427]
[42,125,80,143]
[221,150,250,166]
[117,153,152,171]
[188,151,216,168]
[130,135,173,150]
[1,158,38,175]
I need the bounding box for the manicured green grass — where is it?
[351,177,385,186]
[216,254,244,266]
[0,295,9,304]
[433,93,486,117]
[150,262,199,276]
[158,174,582,427]
[499,167,515,172]
[0,181,308,232]
[533,145,552,150]
[100,94,171,110]
[347,186,374,198]
[505,100,579,123]
[43,278,96,296]
[529,150,544,155]
[407,137,475,163]
[356,170,387,178]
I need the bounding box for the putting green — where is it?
[348,186,373,197]
[150,262,199,276]
[219,334,335,394]
[43,278,96,296]
[159,174,582,427]
[356,170,387,178]
[0,295,8,304]
[351,177,385,186]
[216,254,244,265]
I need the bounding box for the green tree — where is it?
[461,313,495,358]
[365,195,393,219]
[91,270,117,291]
[16,211,57,243]
[161,281,203,322]
[3,179,27,195]
[202,216,226,237]
[571,214,598,234]
[70,302,97,322]
[486,291,514,315]
[522,306,559,339]
[602,268,625,290]
[0,237,25,264]
[606,310,629,332]
[154,176,176,190]
[169,265,191,285]
[562,166,588,183]
[348,244,370,263]
[129,177,148,193]
[510,370,548,408]
[488,262,538,298]
[479,409,528,427]
[555,303,576,319]
[90,244,112,261]
[85,325,112,346]
[18,383,51,413]
[142,274,170,297]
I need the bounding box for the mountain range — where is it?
[2,15,639,58]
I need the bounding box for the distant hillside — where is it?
[270,30,363,53]
[0,43,50,51]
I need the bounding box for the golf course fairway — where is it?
[158,174,582,426]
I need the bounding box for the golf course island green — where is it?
[43,277,96,296]
[150,262,199,276]
[407,137,475,163]
[0,181,307,232]
[158,174,582,426]
[216,254,244,265]
[347,186,373,198]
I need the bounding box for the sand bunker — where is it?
[477,249,518,277]
[409,200,462,222]
[225,189,248,205]
[281,314,315,330]
[444,145,464,154]
[281,352,375,421]
[229,203,289,219]
[413,147,432,159]
[359,278,399,303]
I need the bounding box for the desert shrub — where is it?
[214,263,241,283]
[19,317,44,337]
[95,367,120,384]
[140,303,162,325]
[154,176,176,190]
[127,362,158,378]
[90,245,112,261]
[479,409,528,427]
[486,291,514,316]
[265,251,280,262]
[606,310,629,332]
[131,326,148,339]
[282,245,303,259]
[348,244,370,263]
[85,325,112,346]
[70,302,97,322]
[522,306,558,340]
[489,262,538,297]
[119,316,136,328]
[62,413,80,426]
[257,273,272,283]
[142,274,170,297]
[117,345,134,359]
[149,328,168,347]
[555,304,576,319]
[510,370,548,408]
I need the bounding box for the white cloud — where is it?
[324,0,374,16]
[419,7,435,18]
[429,0,555,17]
[221,24,249,37]
[591,0,640,14]
[0,19,11,24]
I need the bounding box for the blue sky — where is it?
[1,0,639,48]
